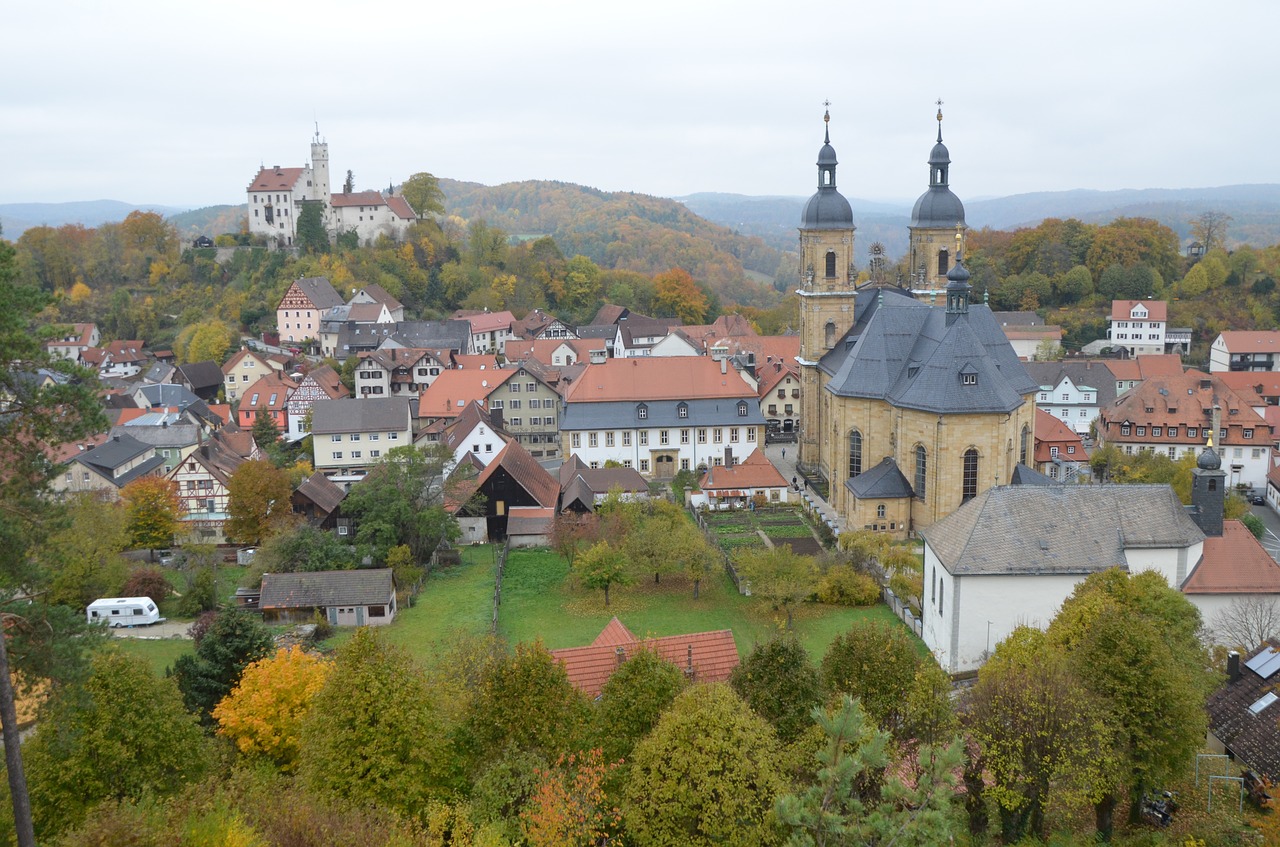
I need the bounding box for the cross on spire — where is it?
[823,100,831,143]
[935,98,944,142]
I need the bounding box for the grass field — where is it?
[113,637,193,676]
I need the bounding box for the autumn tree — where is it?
[822,619,931,737]
[23,650,208,840]
[964,627,1117,842]
[119,565,171,603]
[120,476,180,558]
[594,646,687,763]
[301,628,464,815]
[43,492,129,609]
[225,459,294,546]
[1047,568,1214,837]
[653,267,710,324]
[1191,211,1233,254]
[213,644,333,771]
[402,172,446,218]
[624,500,688,584]
[549,511,598,567]
[468,640,590,761]
[174,319,235,365]
[776,695,962,847]
[172,606,274,721]
[573,540,631,607]
[623,683,786,847]
[730,633,824,743]
[736,545,818,629]
[521,749,623,847]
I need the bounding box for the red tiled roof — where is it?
[1107,354,1185,381]
[450,354,502,370]
[330,190,387,208]
[1216,371,1280,401]
[699,449,787,491]
[418,369,514,419]
[1215,331,1280,353]
[385,195,416,220]
[592,617,637,647]
[105,340,146,363]
[453,310,516,334]
[1183,521,1280,594]
[1110,299,1168,322]
[1033,409,1085,462]
[1099,372,1269,447]
[551,620,740,697]
[248,167,305,192]
[239,372,297,413]
[564,357,755,403]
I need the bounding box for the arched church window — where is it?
[824,169,832,186]
[1019,425,1030,466]
[825,250,836,278]
[876,504,886,518]
[937,249,949,277]
[825,321,836,348]
[962,448,979,502]
[848,430,862,478]
[915,445,927,500]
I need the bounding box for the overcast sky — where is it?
[3,1,1273,210]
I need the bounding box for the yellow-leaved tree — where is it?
[213,645,332,770]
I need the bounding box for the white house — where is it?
[1210,331,1280,373]
[438,401,510,469]
[1107,299,1167,357]
[1023,361,1117,436]
[310,397,415,485]
[453,310,516,355]
[45,323,99,362]
[276,277,345,345]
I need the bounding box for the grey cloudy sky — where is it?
[3,0,1273,210]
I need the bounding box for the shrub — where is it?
[816,564,880,606]
[121,566,172,602]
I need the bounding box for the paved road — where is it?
[1249,502,1280,562]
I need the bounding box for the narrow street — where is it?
[1249,502,1280,562]
[762,441,845,536]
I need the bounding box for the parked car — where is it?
[1251,494,1266,506]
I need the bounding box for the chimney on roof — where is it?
[721,358,727,375]
[685,644,695,679]
[1228,651,1241,683]
[615,646,626,668]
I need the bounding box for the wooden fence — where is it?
[491,538,511,634]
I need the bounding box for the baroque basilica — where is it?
[795,110,1038,538]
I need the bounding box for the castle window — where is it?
[915,445,927,500]
[825,250,836,278]
[962,449,979,502]
[848,430,863,478]
[937,249,949,276]
[825,321,836,348]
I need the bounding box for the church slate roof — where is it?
[845,457,914,499]
[922,484,1204,576]
[1009,463,1056,486]
[821,296,1036,415]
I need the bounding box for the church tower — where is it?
[908,105,966,293]
[1191,436,1226,538]
[797,108,857,473]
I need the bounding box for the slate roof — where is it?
[260,568,394,610]
[550,618,740,697]
[576,324,621,341]
[292,277,345,311]
[178,361,224,391]
[1022,360,1119,407]
[992,311,1045,327]
[73,434,164,486]
[560,397,765,431]
[922,484,1204,576]
[111,421,199,449]
[844,457,914,499]
[701,449,788,492]
[387,320,471,351]
[1009,463,1057,486]
[820,292,1036,415]
[1183,521,1280,594]
[142,362,175,384]
[136,383,200,410]
[310,397,413,434]
[1206,641,1280,780]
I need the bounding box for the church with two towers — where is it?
[795,109,1038,538]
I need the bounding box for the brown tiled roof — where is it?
[260,568,394,610]
[449,354,502,370]
[700,449,787,492]
[1003,326,1064,341]
[1107,354,1184,381]
[550,619,740,697]
[1216,371,1280,402]
[355,284,402,311]
[1206,641,1280,780]
[506,506,555,537]
[1110,299,1168,322]
[471,440,560,508]
[1215,331,1280,353]
[240,372,297,413]
[418,369,514,419]
[1099,372,1270,447]
[1033,409,1085,463]
[592,305,629,325]
[293,471,346,515]
[330,190,388,208]
[563,357,755,403]
[302,365,347,399]
[756,359,798,397]
[105,340,146,363]
[510,309,560,338]
[453,309,516,334]
[1183,521,1280,594]
[441,402,508,454]
[221,348,270,376]
[385,195,416,220]
[248,167,305,192]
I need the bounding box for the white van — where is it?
[86,597,163,628]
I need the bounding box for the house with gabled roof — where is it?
[696,449,791,510]
[1207,643,1280,784]
[45,323,99,361]
[418,367,515,424]
[510,308,575,341]
[176,360,224,402]
[348,284,404,320]
[550,618,740,698]
[1024,360,1118,435]
[558,455,649,512]
[559,357,765,479]
[285,365,347,440]
[276,276,344,345]
[436,401,511,469]
[449,439,560,542]
[353,347,449,400]
[1107,299,1168,358]
[1032,408,1086,481]
[166,425,259,543]
[50,433,165,498]
[330,191,416,246]
[1211,331,1280,373]
[100,340,147,378]
[237,371,298,432]
[310,397,415,484]
[260,568,396,626]
[452,309,517,355]
[222,347,287,402]
[291,471,348,535]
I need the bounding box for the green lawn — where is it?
[496,547,910,660]
[113,637,193,676]
[375,544,498,654]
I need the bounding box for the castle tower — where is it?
[908,104,966,293]
[796,108,857,473]
[1190,436,1225,538]
[309,124,331,205]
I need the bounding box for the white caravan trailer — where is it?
[86,597,163,627]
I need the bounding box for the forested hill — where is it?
[440,178,785,306]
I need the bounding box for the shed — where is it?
[259,568,396,626]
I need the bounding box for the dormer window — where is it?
[737,401,749,417]
[677,402,689,419]
[637,403,648,420]
[961,373,977,386]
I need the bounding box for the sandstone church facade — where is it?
[796,110,1038,539]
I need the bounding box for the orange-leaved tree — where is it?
[521,749,623,847]
[212,645,332,770]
